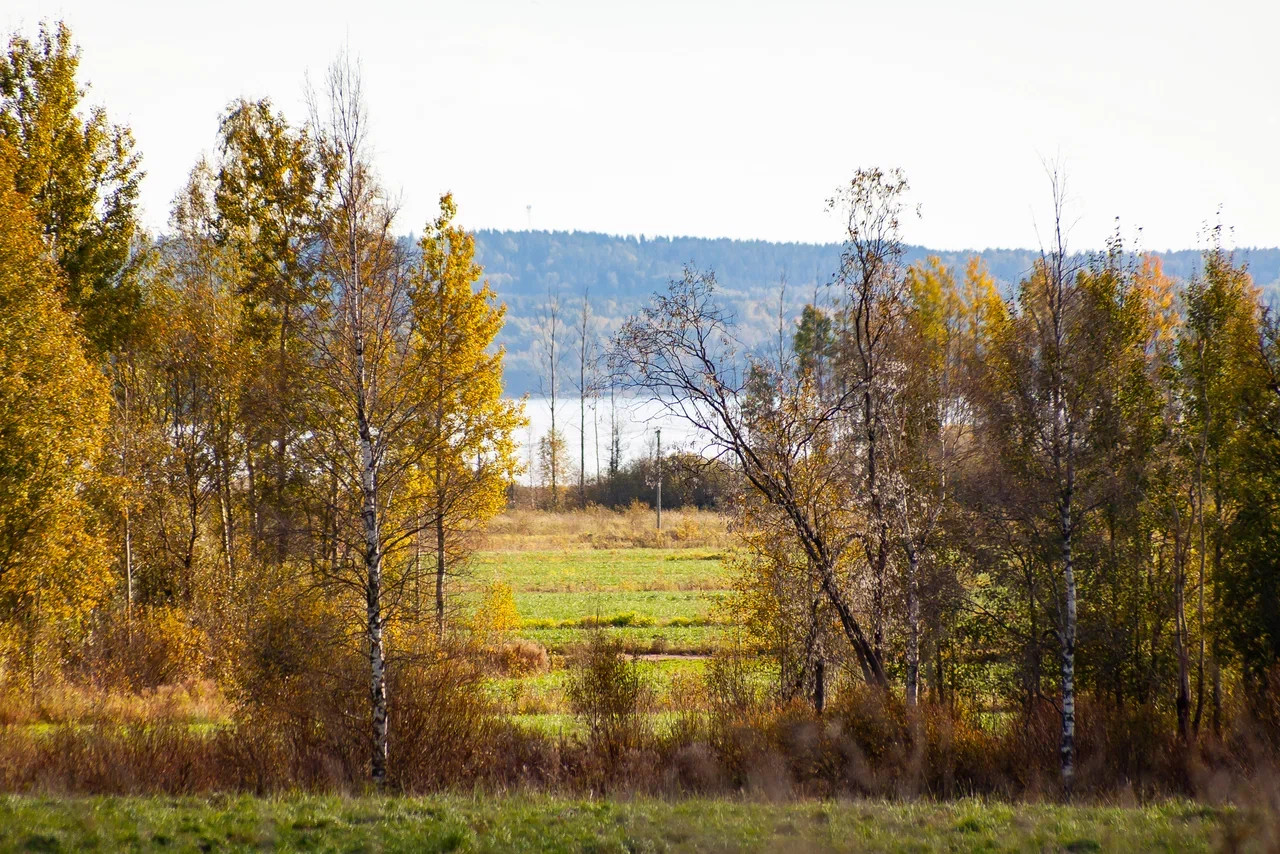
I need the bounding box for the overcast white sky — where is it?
[5,0,1278,251]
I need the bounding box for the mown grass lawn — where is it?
[0,795,1238,852]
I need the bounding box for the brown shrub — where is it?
[566,632,651,772]
[388,650,506,791]
[482,638,550,676]
[80,605,209,691]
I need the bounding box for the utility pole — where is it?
[655,428,662,530]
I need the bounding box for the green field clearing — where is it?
[513,590,723,624]
[489,659,710,716]
[520,624,722,655]
[468,549,728,592]
[469,547,731,660]
[0,795,1241,852]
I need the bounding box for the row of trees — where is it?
[611,168,1280,792]
[0,23,523,782]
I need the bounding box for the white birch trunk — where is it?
[1059,487,1077,795]
[357,330,388,785]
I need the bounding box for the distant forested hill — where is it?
[469,230,1280,396]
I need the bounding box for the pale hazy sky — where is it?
[4,0,1278,251]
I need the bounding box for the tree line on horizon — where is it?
[477,228,1280,396]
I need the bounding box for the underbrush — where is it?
[0,678,228,728]
[3,646,1280,823]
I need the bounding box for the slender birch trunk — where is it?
[1173,514,1192,743]
[905,545,921,708]
[1059,474,1077,796]
[355,266,388,786]
[123,505,133,629]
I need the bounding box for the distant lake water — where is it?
[511,396,707,485]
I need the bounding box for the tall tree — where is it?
[409,192,524,637]
[1175,237,1258,736]
[0,152,113,698]
[0,20,143,353]
[885,257,968,707]
[829,167,912,664]
[611,268,887,688]
[213,97,332,567]
[1220,307,1280,706]
[305,53,437,785]
[573,288,597,506]
[537,285,566,508]
[975,180,1148,792]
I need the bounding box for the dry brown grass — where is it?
[0,679,229,727]
[480,505,732,551]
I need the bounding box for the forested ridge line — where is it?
[469,229,1280,395]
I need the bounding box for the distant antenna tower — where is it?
[526,205,532,230]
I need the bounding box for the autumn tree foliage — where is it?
[409,193,525,636]
[0,149,113,696]
[0,21,143,352]
[0,22,527,785]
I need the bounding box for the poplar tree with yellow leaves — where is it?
[0,150,113,698]
[0,21,143,353]
[409,193,525,638]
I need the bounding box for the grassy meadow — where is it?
[5,508,1277,851]
[466,508,734,729]
[0,794,1249,853]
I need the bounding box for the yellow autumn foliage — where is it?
[0,147,114,684]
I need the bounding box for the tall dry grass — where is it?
[3,653,1280,817]
[0,678,228,727]
[481,504,732,551]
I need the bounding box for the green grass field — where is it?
[0,795,1242,852]
[466,544,729,723]
[469,549,728,593]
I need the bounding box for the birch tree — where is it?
[305,53,441,784]
[611,268,888,687]
[1175,237,1257,736]
[883,257,969,707]
[976,174,1142,792]
[573,288,598,506]
[537,285,566,507]
[829,168,913,664]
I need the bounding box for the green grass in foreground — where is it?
[0,795,1239,853]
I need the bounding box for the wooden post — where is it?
[655,428,662,530]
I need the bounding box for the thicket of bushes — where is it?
[3,633,1280,805]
